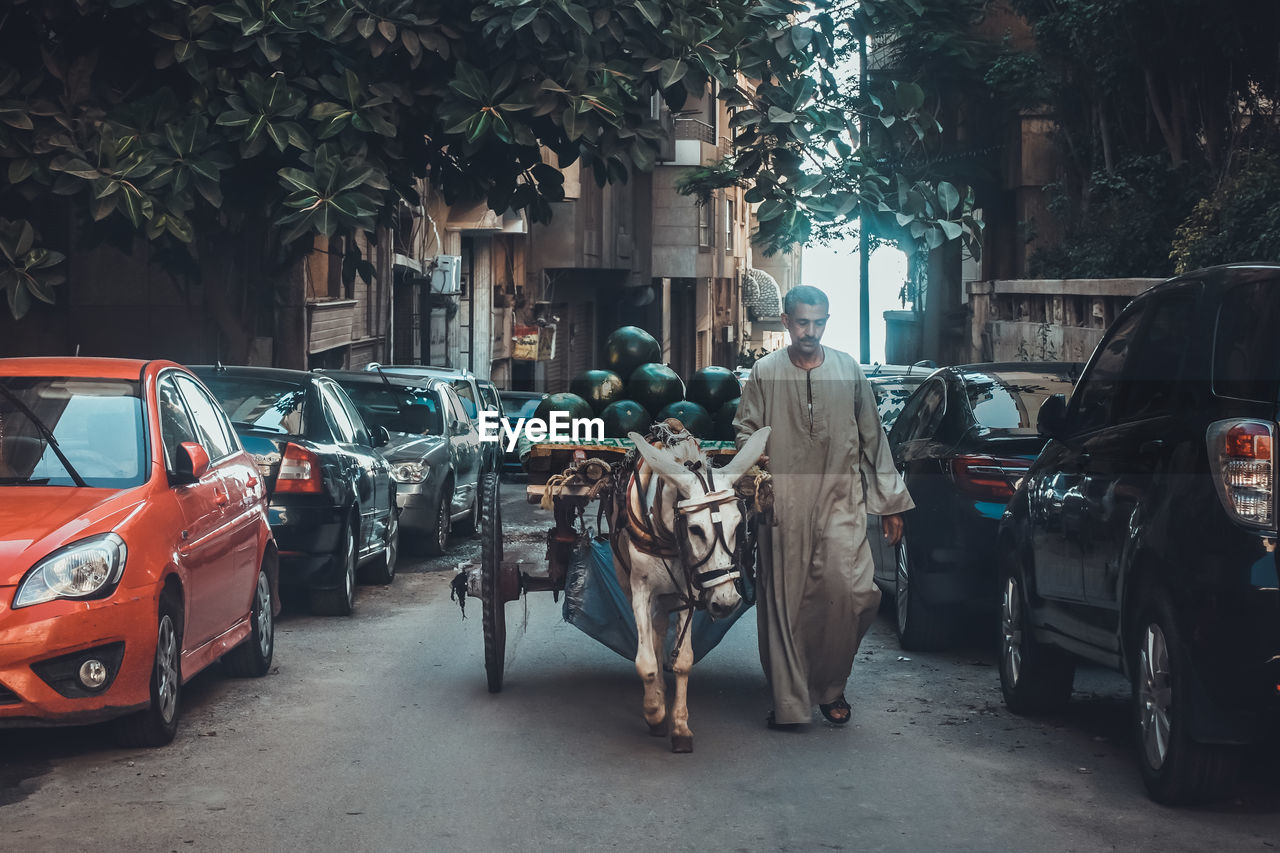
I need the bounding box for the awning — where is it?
[743,268,782,322]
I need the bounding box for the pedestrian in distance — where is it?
[733,284,913,728]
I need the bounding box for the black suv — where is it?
[997,264,1280,804]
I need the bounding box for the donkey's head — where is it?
[628,427,771,620]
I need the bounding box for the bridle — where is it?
[672,459,743,594]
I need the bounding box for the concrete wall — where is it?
[967,278,1161,364]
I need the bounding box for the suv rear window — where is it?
[1213,278,1280,401]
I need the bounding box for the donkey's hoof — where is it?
[648,718,670,737]
[670,735,694,753]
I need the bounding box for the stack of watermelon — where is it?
[544,326,744,441]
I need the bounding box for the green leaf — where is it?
[766,106,796,123]
[562,106,584,141]
[939,219,963,241]
[15,221,34,257]
[659,59,686,91]
[790,25,814,52]
[8,277,31,319]
[8,159,35,184]
[938,181,960,216]
[565,4,593,33]
[512,7,537,29]
[49,156,99,179]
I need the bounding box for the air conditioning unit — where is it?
[429,255,461,294]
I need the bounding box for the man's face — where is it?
[781,301,829,356]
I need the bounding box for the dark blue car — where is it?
[192,366,397,616]
[872,362,1079,651]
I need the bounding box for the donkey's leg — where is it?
[647,607,670,736]
[669,608,695,753]
[630,582,667,735]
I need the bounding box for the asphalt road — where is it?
[2,480,1277,852]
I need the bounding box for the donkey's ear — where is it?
[629,432,696,492]
[718,426,771,486]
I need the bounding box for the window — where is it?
[330,383,372,446]
[157,373,199,470]
[174,374,235,461]
[890,378,947,445]
[698,198,714,249]
[200,376,306,435]
[725,200,734,254]
[1115,289,1198,421]
[319,383,358,443]
[1213,278,1280,402]
[1070,307,1144,434]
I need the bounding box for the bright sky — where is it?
[797,240,910,364]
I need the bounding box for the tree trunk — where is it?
[274,256,307,369]
[197,232,254,364]
[1144,66,1183,166]
[1097,102,1115,174]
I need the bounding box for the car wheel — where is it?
[894,534,953,651]
[311,522,357,616]
[452,484,481,537]
[115,592,183,747]
[998,552,1074,715]
[423,485,452,557]
[361,512,399,585]
[224,564,275,677]
[1132,588,1243,804]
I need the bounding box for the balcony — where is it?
[306,298,356,354]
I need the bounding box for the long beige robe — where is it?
[734,346,914,724]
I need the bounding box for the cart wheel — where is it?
[479,472,506,693]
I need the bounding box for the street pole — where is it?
[858,33,871,364]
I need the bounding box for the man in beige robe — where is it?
[734,285,914,727]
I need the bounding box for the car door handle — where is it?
[1139,439,1165,457]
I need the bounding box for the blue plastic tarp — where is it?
[562,538,749,663]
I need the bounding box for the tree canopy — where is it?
[0,0,981,319]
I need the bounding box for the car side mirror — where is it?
[1038,394,1068,439]
[373,426,391,448]
[172,441,210,485]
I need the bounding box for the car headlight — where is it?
[391,462,427,484]
[14,533,128,609]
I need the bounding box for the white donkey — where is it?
[611,424,770,753]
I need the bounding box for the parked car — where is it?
[320,369,483,556]
[191,365,396,616]
[366,364,503,475]
[498,390,547,476]
[871,362,1080,651]
[997,264,1280,804]
[0,358,277,745]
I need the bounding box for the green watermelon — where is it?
[714,397,741,441]
[603,326,661,379]
[685,366,742,413]
[600,400,651,438]
[569,369,625,414]
[627,362,684,417]
[657,400,713,438]
[533,392,595,426]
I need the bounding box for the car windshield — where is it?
[335,383,443,437]
[0,377,146,488]
[201,376,307,435]
[963,373,1076,432]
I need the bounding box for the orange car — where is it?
[0,358,278,745]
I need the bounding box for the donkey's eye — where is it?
[688,524,705,537]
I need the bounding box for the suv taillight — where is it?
[275,443,324,494]
[950,455,1032,501]
[1207,419,1275,528]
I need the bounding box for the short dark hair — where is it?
[783,285,829,315]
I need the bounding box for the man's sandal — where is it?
[818,695,851,725]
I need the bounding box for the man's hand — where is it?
[881,513,904,547]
